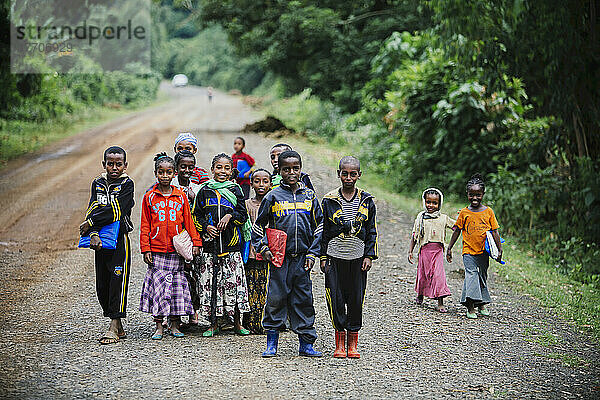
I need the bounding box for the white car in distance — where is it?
[172,74,188,87]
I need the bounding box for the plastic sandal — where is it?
[479,308,490,316]
[202,327,219,337]
[466,311,478,319]
[235,327,251,336]
[171,331,185,338]
[151,333,163,340]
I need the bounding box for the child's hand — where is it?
[217,214,232,232]
[497,249,503,263]
[446,250,453,263]
[206,225,218,239]
[304,257,315,271]
[407,252,414,264]
[192,246,201,257]
[79,220,91,236]
[263,250,273,262]
[320,259,327,273]
[143,252,153,265]
[90,235,102,250]
[362,257,372,271]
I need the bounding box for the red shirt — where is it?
[232,151,255,185]
[190,166,210,185]
[140,185,202,253]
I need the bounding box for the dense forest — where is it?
[1,0,598,280]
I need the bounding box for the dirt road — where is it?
[0,85,598,399]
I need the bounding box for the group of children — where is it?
[81,131,502,357]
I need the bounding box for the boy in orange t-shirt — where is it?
[447,173,502,319]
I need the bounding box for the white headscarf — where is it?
[418,187,444,238]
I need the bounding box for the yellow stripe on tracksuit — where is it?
[324,287,340,331]
[119,233,130,313]
[115,199,122,222]
[85,201,98,218]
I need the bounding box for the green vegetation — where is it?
[0,0,162,165]
[152,2,264,93]
[191,0,598,281]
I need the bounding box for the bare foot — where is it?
[171,320,182,335]
[114,318,126,338]
[152,322,164,339]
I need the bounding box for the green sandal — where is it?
[235,327,251,336]
[202,327,220,337]
[478,307,490,316]
[466,311,478,319]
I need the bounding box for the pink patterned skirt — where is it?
[139,252,194,317]
[414,242,451,299]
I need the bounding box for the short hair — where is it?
[466,173,485,192]
[271,143,292,152]
[235,136,246,146]
[174,150,195,168]
[250,168,272,181]
[211,152,233,168]
[104,146,126,162]
[338,155,360,171]
[278,150,302,168]
[154,152,175,171]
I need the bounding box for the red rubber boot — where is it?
[347,331,360,359]
[333,331,346,358]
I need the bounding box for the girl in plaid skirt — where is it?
[139,153,202,340]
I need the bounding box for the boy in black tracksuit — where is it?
[320,156,377,358]
[251,150,324,357]
[80,146,134,344]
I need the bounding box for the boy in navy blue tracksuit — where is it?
[251,150,323,357]
[79,146,134,345]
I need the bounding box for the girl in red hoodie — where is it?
[140,153,202,340]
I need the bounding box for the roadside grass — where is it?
[0,91,169,168]
[282,133,600,345]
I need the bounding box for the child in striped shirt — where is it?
[320,156,378,358]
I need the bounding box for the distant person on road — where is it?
[269,143,314,191]
[79,146,135,345]
[232,136,256,200]
[173,132,210,185]
[407,188,454,313]
[243,169,272,334]
[252,150,324,357]
[172,150,202,327]
[446,173,503,319]
[192,153,251,337]
[139,153,202,340]
[207,86,213,103]
[321,156,378,358]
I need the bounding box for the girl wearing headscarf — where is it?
[407,188,455,312]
